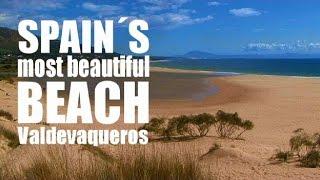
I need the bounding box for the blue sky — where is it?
[1,0,320,55]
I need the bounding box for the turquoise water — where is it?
[152,58,320,77]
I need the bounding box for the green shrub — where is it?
[140,113,216,139]
[169,113,216,137]
[275,129,320,168]
[289,128,315,158]
[139,117,167,136]
[301,150,320,168]
[170,115,193,136]
[312,133,320,150]
[214,110,254,138]
[191,113,216,136]
[163,118,178,139]
[236,120,254,139]
[275,150,293,163]
[140,111,252,140]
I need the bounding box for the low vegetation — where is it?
[0,146,209,180]
[0,64,16,74]
[209,143,221,152]
[273,128,320,168]
[215,110,254,139]
[116,154,206,180]
[0,75,15,84]
[274,150,293,163]
[81,144,114,162]
[0,125,19,148]
[0,109,13,121]
[140,110,254,140]
[300,150,320,168]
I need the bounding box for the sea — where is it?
[151,58,320,77]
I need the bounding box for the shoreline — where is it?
[151,66,320,79]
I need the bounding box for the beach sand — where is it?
[1,68,320,179]
[150,68,320,179]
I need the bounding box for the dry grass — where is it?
[0,124,19,148]
[0,110,14,121]
[0,144,211,180]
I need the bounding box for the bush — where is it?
[140,111,252,140]
[171,115,194,137]
[191,113,216,136]
[301,150,320,168]
[163,118,179,139]
[289,128,314,158]
[169,113,216,137]
[236,120,254,139]
[274,150,293,163]
[214,110,254,139]
[140,113,216,139]
[274,129,320,168]
[312,133,320,150]
[138,117,167,136]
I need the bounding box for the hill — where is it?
[0,27,63,55]
[183,51,218,59]
[0,27,119,58]
[0,27,23,53]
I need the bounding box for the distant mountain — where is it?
[183,51,218,59]
[181,50,320,59]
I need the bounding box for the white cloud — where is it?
[143,6,164,12]
[0,13,20,28]
[82,2,122,15]
[0,0,66,28]
[0,13,15,22]
[145,13,213,29]
[308,42,320,49]
[229,8,261,17]
[245,41,320,52]
[138,0,189,6]
[138,0,190,11]
[34,1,64,9]
[1,0,65,10]
[178,9,197,14]
[208,1,221,6]
[0,0,212,30]
[253,28,264,32]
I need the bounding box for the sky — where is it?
[1,0,320,56]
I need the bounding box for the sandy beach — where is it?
[151,68,320,145]
[1,68,320,179]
